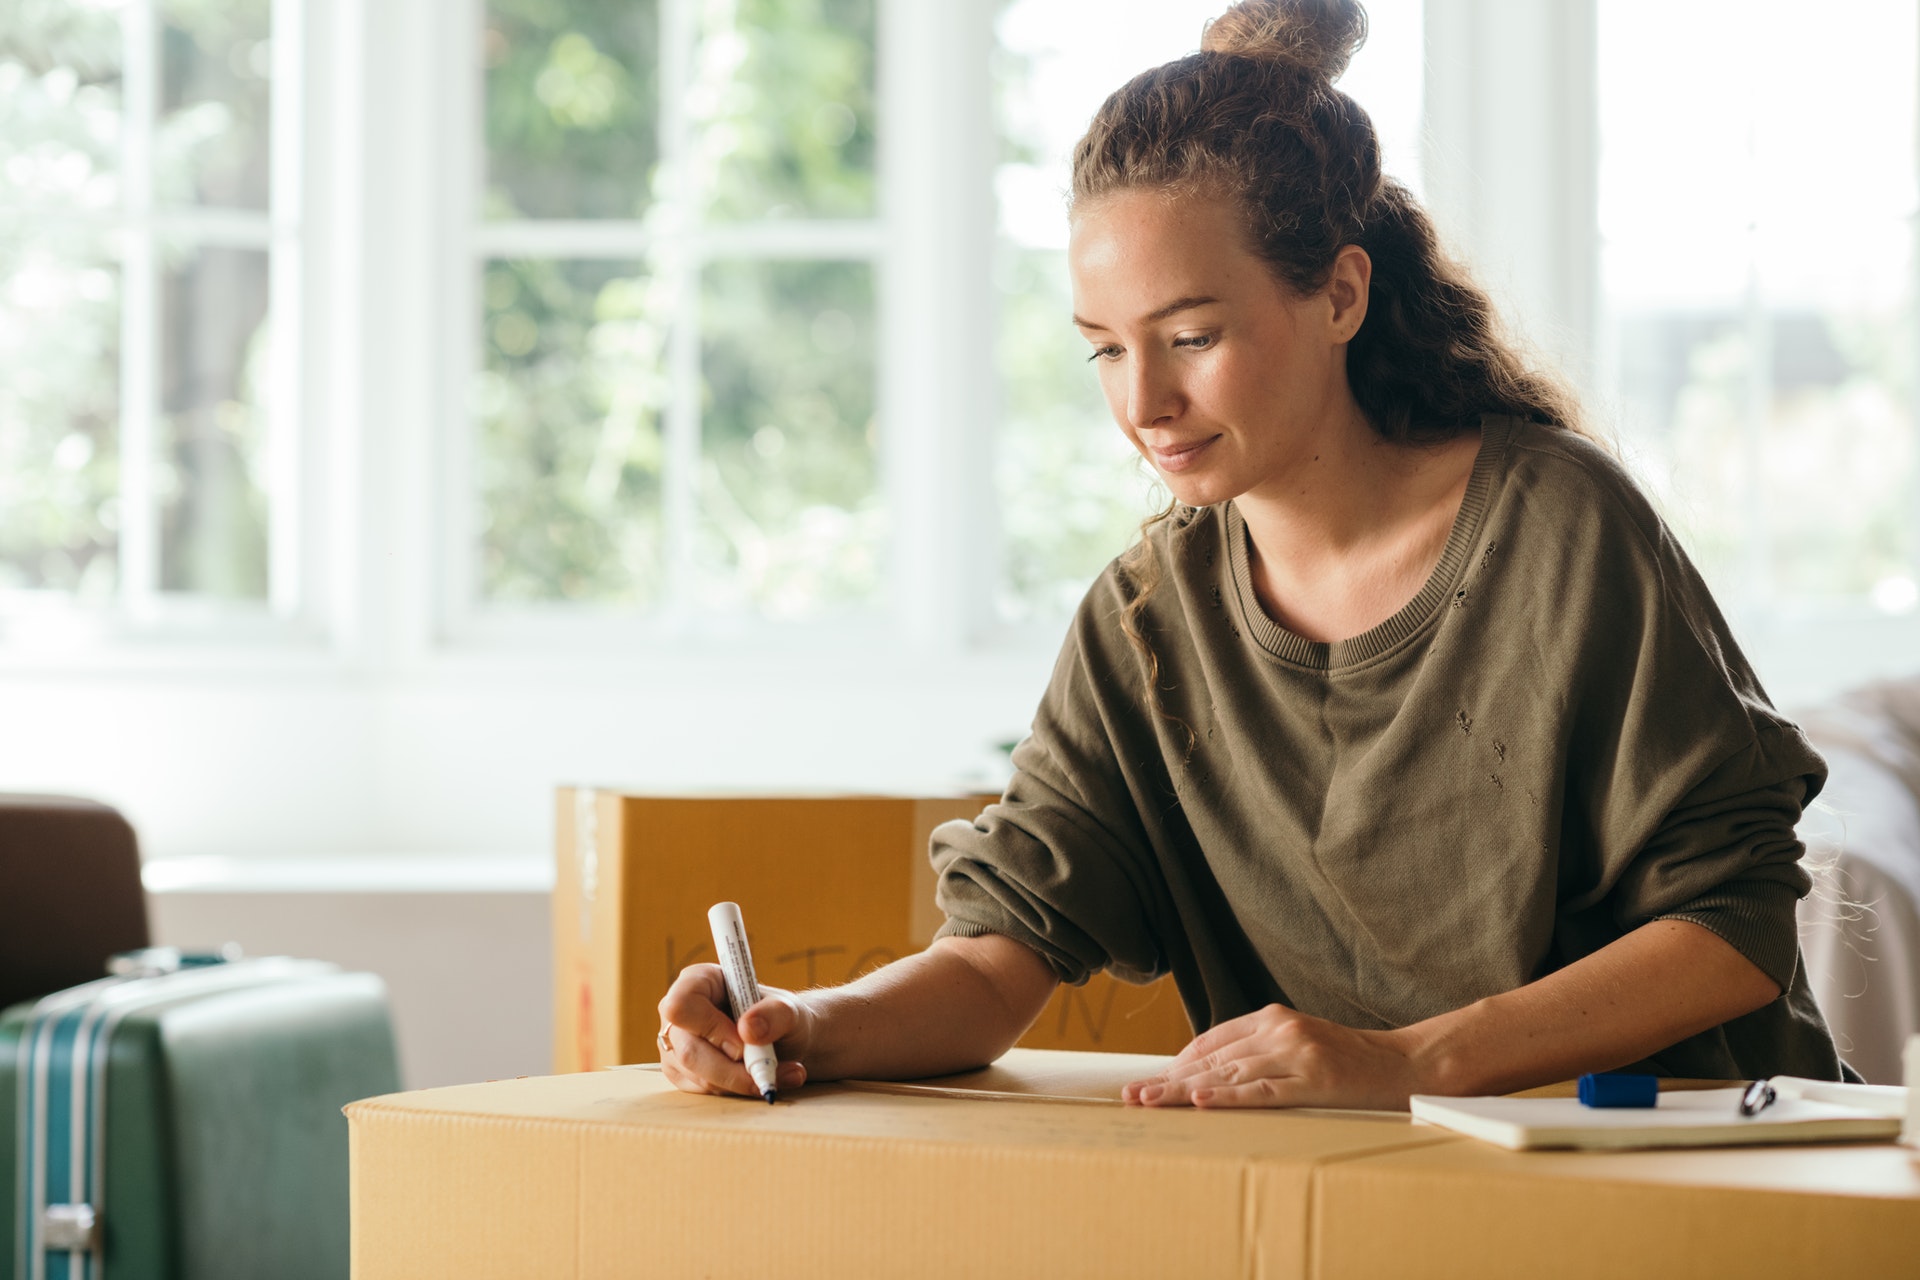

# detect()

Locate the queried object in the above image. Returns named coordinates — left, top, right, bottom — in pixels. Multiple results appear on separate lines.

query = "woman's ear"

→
left=1327, top=244, right=1372, bottom=343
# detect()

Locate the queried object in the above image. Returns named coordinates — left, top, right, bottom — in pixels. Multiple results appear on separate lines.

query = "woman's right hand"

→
left=656, top=962, right=814, bottom=1098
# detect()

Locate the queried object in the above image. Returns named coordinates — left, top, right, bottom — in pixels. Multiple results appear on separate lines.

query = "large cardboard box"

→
left=347, top=1050, right=1920, bottom=1279
left=347, top=1050, right=1445, bottom=1279
left=552, top=789, right=1194, bottom=1072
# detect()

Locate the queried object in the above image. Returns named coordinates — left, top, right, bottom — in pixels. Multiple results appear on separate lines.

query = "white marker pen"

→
left=707, top=901, right=779, bottom=1103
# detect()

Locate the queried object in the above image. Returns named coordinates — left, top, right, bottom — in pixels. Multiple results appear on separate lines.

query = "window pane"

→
left=992, top=0, right=1425, bottom=622
left=0, top=229, right=121, bottom=597
left=477, top=258, right=667, bottom=604
left=0, top=7, right=123, bottom=220
left=699, top=0, right=876, bottom=222
left=0, top=11, right=124, bottom=598
left=1768, top=297, right=1915, bottom=598
left=483, top=1, right=661, bottom=221
left=158, top=243, right=270, bottom=598
left=697, top=259, right=880, bottom=617
left=1599, top=0, right=1919, bottom=611
left=995, top=247, right=1156, bottom=623
left=158, top=0, right=271, bottom=211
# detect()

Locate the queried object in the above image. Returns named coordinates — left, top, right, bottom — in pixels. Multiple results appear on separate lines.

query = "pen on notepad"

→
left=1739, top=1079, right=1776, bottom=1117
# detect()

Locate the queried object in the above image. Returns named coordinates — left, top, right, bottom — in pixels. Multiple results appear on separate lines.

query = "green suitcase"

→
left=2, top=952, right=400, bottom=1280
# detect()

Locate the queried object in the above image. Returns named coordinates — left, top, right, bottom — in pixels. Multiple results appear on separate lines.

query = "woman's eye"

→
left=1176, top=333, right=1216, bottom=350
left=1086, top=345, right=1124, bottom=363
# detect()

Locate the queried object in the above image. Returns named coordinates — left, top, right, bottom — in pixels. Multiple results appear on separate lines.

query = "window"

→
left=1598, top=0, right=1920, bottom=620
left=7, top=0, right=1913, bottom=862
left=0, top=0, right=298, bottom=639
left=464, top=0, right=883, bottom=629
left=5, top=0, right=1907, bottom=666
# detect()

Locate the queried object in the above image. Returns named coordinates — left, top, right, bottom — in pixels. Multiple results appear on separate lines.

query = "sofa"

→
left=1796, top=675, right=1920, bottom=1084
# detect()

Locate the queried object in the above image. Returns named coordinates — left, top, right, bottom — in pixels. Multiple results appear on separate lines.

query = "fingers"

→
left=1160, top=1035, right=1267, bottom=1084
left=655, top=964, right=757, bottom=1097
left=659, top=1020, right=763, bottom=1098
left=1184, top=1076, right=1309, bottom=1108
left=659, top=964, right=746, bottom=1059
left=657, top=968, right=811, bottom=1100
left=1123, top=1004, right=1366, bottom=1108
left=1126, top=1003, right=1415, bottom=1110
left=738, top=993, right=800, bottom=1048
left=1127, top=1053, right=1300, bottom=1107
left=1124, top=1006, right=1298, bottom=1102
left=1170, top=1008, right=1263, bottom=1069
left=661, top=1025, right=806, bottom=1098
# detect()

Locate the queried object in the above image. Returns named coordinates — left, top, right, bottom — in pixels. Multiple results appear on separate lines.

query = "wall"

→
left=0, top=652, right=1042, bottom=861
left=145, top=860, right=550, bottom=1090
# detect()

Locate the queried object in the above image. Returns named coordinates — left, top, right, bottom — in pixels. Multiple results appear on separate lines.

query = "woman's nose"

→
left=1126, top=356, right=1179, bottom=429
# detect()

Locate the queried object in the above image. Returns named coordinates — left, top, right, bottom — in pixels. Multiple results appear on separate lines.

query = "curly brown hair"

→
left=1069, top=0, right=1592, bottom=704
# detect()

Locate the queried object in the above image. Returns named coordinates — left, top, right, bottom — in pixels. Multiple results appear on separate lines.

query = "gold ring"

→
left=656, top=1024, right=673, bottom=1056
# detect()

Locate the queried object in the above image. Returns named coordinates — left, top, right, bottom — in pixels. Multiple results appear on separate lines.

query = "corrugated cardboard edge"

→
left=550, top=788, right=628, bottom=1075
left=551, top=787, right=579, bottom=1073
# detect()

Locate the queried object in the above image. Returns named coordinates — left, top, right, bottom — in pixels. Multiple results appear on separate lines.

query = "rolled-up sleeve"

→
left=1550, top=473, right=1829, bottom=996
left=1610, top=734, right=1823, bottom=992
left=930, top=592, right=1173, bottom=987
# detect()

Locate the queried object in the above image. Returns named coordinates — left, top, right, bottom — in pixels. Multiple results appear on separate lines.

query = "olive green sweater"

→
left=933, top=415, right=1843, bottom=1081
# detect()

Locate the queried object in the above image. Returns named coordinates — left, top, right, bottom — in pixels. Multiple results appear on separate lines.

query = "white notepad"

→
left=1409, top=1077, right=1907, bottom=1151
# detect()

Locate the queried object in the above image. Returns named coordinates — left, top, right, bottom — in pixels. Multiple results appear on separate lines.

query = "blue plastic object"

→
left=1577, top=1072, right=1659, bottom=1108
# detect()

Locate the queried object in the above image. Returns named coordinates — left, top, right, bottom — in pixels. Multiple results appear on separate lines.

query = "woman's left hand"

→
left=1122, top=1003, right=1426, bottom=1110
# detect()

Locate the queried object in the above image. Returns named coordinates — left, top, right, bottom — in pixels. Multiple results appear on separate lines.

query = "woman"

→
left=658, top=0, right=1845, bottom=1109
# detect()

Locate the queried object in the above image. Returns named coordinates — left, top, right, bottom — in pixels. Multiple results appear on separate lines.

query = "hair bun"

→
left=1201, top=0, right=1368, bottom=82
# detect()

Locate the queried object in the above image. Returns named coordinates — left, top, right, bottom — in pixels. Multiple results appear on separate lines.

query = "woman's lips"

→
left=1150, top=435, right=1219, bottom=473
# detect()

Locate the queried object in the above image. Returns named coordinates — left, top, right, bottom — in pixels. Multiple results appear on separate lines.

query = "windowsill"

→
left=0, top=632, right=1066, bottom=685
left=142, top=855, right=554, bottom=895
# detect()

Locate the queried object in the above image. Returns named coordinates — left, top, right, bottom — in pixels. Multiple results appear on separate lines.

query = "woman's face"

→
left=1068, top=189, right=1366, bottom=509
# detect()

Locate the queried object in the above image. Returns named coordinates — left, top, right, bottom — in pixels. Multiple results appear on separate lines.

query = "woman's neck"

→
left=1234, top=418, right=1482, bottom=644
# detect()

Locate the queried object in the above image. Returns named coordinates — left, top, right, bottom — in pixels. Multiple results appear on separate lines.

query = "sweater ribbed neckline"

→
left=1223, top=414, right=1512, bottom=672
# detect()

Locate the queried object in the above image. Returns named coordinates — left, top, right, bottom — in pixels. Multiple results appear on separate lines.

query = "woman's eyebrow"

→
left=1072, top=295, right=1220, bottom=331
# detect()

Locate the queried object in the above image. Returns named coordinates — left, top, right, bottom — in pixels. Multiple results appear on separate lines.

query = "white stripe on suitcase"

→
left=68, top=999, right=111, bottom=1280
left=21, top=976, right=127, bottom=1280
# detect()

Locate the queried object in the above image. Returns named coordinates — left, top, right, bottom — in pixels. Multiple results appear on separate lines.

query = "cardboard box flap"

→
left=837, top=1050, right=1413, bottom=1122
left=839, top=1047, right=1175, bottom=1104
left=348, top=1057, right=1439, bottom=1162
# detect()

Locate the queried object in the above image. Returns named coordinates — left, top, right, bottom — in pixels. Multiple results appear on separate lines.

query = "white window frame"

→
left=420, top=0, right=1002, bottom=661
left=0, top=0, right=327, bottom=654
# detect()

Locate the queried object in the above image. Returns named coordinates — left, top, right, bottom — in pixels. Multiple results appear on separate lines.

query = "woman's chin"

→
left=1159, top=474, right=1231, bottom=510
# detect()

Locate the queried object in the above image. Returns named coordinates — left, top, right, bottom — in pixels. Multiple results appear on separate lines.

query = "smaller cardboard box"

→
left=1315, top=1130, right=1920, bottom=1279
left=552, top=790, right=1194, bottom=1073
